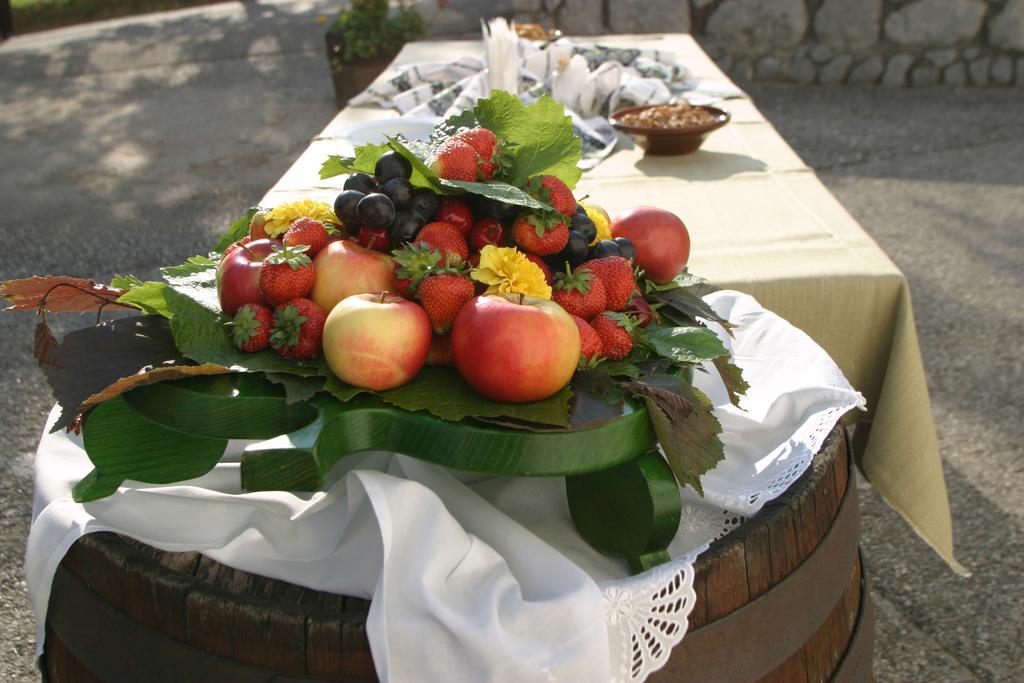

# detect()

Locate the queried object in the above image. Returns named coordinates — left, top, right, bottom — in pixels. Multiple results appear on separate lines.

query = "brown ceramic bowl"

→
left=610, top=104, right=731, bottom=155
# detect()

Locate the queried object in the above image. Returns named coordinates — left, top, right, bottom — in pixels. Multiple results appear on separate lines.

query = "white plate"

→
left=327, top=117, right=441, bottom=146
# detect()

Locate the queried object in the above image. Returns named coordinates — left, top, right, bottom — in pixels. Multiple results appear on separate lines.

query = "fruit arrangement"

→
left=1, top=92, right=749, bottom=571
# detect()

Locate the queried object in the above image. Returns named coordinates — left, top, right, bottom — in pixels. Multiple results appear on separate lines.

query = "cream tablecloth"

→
left=263, top=34, right=962, bottom=574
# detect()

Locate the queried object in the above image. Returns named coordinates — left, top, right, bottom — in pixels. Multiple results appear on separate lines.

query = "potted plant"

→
left=325, top=0, right=431, bottom=108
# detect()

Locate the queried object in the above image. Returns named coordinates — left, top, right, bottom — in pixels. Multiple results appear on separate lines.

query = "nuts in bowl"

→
left=610, top=102, right=730, bottom=156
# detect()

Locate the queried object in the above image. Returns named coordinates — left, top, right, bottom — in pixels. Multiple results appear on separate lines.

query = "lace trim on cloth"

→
left=600, top=395, right=862, bottom=683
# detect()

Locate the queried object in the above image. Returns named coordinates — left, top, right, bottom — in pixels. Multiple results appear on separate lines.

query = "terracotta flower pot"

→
left=325, top=32, right=400, bottom=109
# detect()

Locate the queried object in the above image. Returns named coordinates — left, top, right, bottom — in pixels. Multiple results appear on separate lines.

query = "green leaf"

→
left=378, top=366, right=572, bottom=427
left=320, top=373, right=369, bottom=402
left=644, top=325, right=728, bottom=363
left=162, top=255, right=218, bottom=278
left=643, top=268, right=706, bottom=294
left=470, top=91, right=582, bottom=188
left=566, top=449, right=680, bottom=574
left=591, top=359, right=642, bottom=379
left=110, top=274, right=143, bottom=289
left=161, top=255, right=220, bottom=312
left=117, top=281, right=177, bottom=318
left=439, top=179, right=551, bottom=211
left=652, top=286, right=733, bottom=332
left=713, top=355, right=749, bottom=408
left=76, top=395, right=228, bottom=502
left=435, top=109, right=479, bottom=138
left=145, top=282, right=321, bottom=377
left=122, top=374, right=318, bottom=439
left=320, top=142, right=389, bottom=179
left=241, top=392, right=655, bottom=487
left=625, top=376, right=723, bottom=496
left=265, top=373, right=327, bottom=404
left=214, top=207, right=259, bottom=253
left=569, top=370, right=626, bottom=429
left=384, top=137, right=443, bottom=190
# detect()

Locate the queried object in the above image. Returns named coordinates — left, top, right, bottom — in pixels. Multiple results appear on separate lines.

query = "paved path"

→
left=1, top=3, right=1021, bottom=680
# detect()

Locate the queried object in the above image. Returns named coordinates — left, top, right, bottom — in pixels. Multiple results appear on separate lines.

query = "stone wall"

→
left=514, top=0, right=1024, bottom=86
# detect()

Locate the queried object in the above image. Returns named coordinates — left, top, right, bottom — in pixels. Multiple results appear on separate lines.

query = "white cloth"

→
left=25, top=291, right=864, bottom=682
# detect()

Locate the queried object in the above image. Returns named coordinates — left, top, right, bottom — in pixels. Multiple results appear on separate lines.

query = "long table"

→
left=263, top=34, right=962, bottom=574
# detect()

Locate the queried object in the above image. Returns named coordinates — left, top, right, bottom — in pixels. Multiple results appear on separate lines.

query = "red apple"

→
left=311, top=239, right=398, bottom=314
left=322, top=293, right=431, bottom=390
left=452, top=294, right=581, bottom=403
left=216, top=238, right=281, bottom=316
left=611, top=206, right=690, bottom=284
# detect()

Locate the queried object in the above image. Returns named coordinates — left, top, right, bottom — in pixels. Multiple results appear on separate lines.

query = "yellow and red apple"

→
left=311, top=240, right=397, bottom=314
left=451, top=294, right=581, bottom=403
left=611, top=206, right=690, bottom=284
left=322, top=293, right=431, bottom=390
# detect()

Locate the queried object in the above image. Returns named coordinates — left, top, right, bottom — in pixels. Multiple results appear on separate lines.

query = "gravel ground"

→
left=1, top=4, right=1022, bottom=679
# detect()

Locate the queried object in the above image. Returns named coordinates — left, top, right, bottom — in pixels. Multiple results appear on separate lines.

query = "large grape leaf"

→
left=644, top=325, right=728, bottom=363
left=623, top=374, right=723, bottom=496
left=160, top=256, right=220, bottom=312
left=320, top=142, right=389, bottom=179
left=470, top=91, right=583, bottom=188
left=440, top=179, right=551, bottom=211
left=379, top=366, right=572, bottom=427
left=713, top=355, right=749, bottom=408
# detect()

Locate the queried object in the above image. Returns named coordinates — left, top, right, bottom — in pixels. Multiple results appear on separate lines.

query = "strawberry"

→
left=572, top=315, right=603, bottom=361
left=418, top=272, right=475, bottom=335
left=553, top=265, right=607, bottom=320
left=513, top=215, right=569, bottom=256
left=270, top=298, right=325, bottom=360
left=431, top=138, right=479, bottom=182
left=391, top=243, right=443, bottom=298
left=469, top=218, right=505, bottom=251
left=583, top=256, right=635, bottom=311
left=524, top=253, right=554, bottom=286
left=478, top=157, right=497, bottom=181
left=591, top=312, right=635, bottom=361
left=283, top=217, right=330, bottom=257
left=527, top=176, right=575, bottom=216
left=453, top=127, right=498, bottom=180
left=259, top=245, right=314, bottom=306
left=230, top=303, right=274, bottom=352
left=426, top=334, right=455, bottom=366
left=416, top=221, right=469, bottom=265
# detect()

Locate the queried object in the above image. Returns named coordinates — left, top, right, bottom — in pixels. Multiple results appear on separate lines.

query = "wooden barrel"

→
left=44, top=424, right=873, bottom=682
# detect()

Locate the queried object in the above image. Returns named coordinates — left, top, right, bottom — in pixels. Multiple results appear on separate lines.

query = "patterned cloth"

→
left=348, top=38, right=743, bottom=169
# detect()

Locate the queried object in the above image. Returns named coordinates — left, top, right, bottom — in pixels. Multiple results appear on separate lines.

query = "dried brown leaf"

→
left=33, top=318, right=61, bottom=368
left=79, top=363, right=231, bottom=414
left=1, top=276, right=133, bottom=313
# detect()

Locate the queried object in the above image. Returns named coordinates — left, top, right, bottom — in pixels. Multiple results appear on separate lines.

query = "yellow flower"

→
left=580, top=202, right=611, bottom=245
left=471, top=245, right=552, bottom=299
left=263, top=199, right=339, bottom=237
